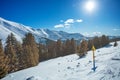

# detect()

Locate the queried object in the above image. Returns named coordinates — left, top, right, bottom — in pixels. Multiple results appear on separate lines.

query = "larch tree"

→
left=100, top=35, right=109, bottom=47
left=88, top=39, right=93, bottom=51
left=70, top=38, right=76, bottom=54
left=4, top=34, right=17, bottom=72
left=77, top=40, right=88, bottom=58
left=64, top=39, right=71, bottom=55
left=55, top=39, right=63, bottom=57
left=38, top=42, right=48, bottom=61
left=22, top=33, right=39, bottom=67
left=15, top=42, right=24, bottom=70
left=93, top=36, right=101, bottom=49
left=47, top=41, right=56, bottom=59
left=0, top=39, right=9, bottom=78
left=10, top=33, right=22, bottom=71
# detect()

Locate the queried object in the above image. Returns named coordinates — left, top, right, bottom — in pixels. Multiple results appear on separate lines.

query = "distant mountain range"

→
left=0, top=17, right=119, bottom=44
left=0, top=17, right=85, bottom=44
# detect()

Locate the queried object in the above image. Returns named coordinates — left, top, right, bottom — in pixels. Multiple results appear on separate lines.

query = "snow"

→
left=2, top=41, right=120, bottom=80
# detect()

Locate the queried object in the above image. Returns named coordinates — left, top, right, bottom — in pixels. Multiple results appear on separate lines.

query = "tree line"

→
left=0, top=33, right=110, bottom=78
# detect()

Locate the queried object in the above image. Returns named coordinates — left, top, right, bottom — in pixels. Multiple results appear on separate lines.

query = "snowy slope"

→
left=0, top=17, right=84, bottom=43
left=2, top=41, right=120, bottom=80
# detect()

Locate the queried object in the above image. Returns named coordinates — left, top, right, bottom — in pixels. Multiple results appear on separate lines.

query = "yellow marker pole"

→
left=92, top=45, right=95, bottom=61
left=92, top=45, right=97, bottom=72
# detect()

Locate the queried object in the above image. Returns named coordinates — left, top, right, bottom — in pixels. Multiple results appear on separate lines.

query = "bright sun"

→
left=85, top=0, right=96, bottom=13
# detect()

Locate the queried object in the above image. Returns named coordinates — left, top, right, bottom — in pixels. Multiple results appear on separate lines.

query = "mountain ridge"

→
left=0, top=17, right=85, bottom=43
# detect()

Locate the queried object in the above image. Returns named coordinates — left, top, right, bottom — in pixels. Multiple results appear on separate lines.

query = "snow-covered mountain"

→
left=0, top=17, right=84, bottom=43
left=2, top=41, right=120, bottom=80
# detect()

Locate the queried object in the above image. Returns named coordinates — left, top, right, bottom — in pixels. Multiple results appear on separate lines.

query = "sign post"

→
left=92, top=45, right=97, bottom=72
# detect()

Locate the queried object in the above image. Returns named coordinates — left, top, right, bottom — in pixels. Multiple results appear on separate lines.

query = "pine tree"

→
left=22, top=33, right=39, bottom=67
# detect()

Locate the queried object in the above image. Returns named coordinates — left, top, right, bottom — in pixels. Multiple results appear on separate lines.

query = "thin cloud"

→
left=54, top=18, right=83, bottom=29
left=93, top=32, right=101, bottom=34
left=64, top=23, right=70, bottom=26
left=64, top=19, right=74, bottom=24
left=76, top=19, right=83, bottom=23
left=83, top=31, right=102, bottom=37
left=113, top=28, right=120, bottom=31
left=92, top=32, right=102, bottom=36
left=64, top=23, right=71, bottom=28
left=54, top=24, right=64, bottom=28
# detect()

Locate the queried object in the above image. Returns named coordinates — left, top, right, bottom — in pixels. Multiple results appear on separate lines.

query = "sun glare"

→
left=85, top=0, right=96, bottom=13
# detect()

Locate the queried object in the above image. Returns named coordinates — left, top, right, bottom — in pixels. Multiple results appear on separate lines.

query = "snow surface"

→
left=2, top=41, right=120, bottom=80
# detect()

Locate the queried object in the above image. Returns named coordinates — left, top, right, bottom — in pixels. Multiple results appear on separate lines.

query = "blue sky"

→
left=0, top=0, right=120, bottom=36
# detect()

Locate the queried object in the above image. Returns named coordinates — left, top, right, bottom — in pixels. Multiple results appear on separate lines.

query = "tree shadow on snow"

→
left=77, top=54, right=86, bottom=60
left=104, top=44, right=113, bottom=48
